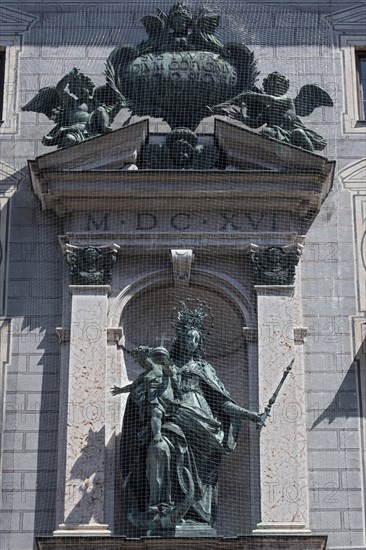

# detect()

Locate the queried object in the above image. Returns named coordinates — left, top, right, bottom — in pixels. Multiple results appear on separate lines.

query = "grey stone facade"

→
left=0, top=2, right=365, bottom=549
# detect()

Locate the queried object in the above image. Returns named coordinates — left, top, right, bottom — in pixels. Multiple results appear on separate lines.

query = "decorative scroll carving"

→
left=251, top=246, right=300, bottom=285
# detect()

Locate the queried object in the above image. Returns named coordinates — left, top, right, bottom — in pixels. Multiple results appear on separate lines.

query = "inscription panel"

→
left=66, top=211, right=295, bottom=234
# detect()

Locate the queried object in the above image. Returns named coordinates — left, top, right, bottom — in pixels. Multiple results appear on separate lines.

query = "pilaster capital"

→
left=251, top=246, right=301, bottom=286
left=64, top=244, right=120, bottom=286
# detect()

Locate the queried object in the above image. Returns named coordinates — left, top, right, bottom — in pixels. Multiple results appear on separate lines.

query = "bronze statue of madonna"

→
left=111, top=303, right=265, bottom=533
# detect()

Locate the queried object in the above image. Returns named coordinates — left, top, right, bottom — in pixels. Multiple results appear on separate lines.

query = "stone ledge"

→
left=36, top=534, right=328, bottom=550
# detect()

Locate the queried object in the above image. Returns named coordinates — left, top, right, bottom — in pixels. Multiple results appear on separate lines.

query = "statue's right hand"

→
left=256, top=412, right=268, bottom=430
left=110, top=385, right=121, bottom=396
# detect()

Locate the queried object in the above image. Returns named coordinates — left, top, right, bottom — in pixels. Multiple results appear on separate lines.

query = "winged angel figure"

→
left=213, top=71, right=333, bottom=151
left=22, top=67, right=126, bottom=148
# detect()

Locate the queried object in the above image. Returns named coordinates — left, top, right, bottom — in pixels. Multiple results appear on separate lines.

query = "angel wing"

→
left=191, top=8, right=223, bottom=53
left=21, top=87, right=61, bottom=120
left=105, top=46, right=138, bottom=104
left=194, top=9, right=220, bottom=34
left=155, top=8, right=168, bottom=23
left=93, top=84, right=122, bottom=105
left=141, top=14, right=166, bottom=37
left=294, top=84, right=333, bottom=117
left=224, top=43, right=260, bottom=92
left=107, top=45, right=139, bottom=71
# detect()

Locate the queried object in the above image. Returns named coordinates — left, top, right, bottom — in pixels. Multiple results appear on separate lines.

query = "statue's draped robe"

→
left=120, top=359, right=243, bottom=525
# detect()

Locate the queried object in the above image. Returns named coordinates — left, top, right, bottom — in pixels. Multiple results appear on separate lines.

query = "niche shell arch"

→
left=109, top=267, right=255, bottom=334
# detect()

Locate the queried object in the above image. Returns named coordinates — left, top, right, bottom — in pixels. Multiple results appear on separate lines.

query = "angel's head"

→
left=69, top=72, right=95, bottom=99
left=82, top=246, right=101, bottom=269
left=263, top=72, right=289, bottom=96
left=150, top=347, right=171, bottom=369
left=168, top=3, right=192, bottom=34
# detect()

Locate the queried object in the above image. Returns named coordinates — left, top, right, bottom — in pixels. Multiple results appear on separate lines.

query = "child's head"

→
left=150, top=347, right=171, bottom=368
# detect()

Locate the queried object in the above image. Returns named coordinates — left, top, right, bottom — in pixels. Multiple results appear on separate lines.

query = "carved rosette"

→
left=251, top=246, right=300, bottom=286
left=65, top=244, right=119, bottom=285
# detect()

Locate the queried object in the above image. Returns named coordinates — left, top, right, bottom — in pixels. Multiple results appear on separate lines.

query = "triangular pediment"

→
left=214, top=118, right=332, bottom=174
left=33, top=116, right=332, bottom=175
left=328, top=5, right=366, bottom=30
left=339, top=158, right=366, bottom=191
left=28, top=117, right=334, bottom=218
left=0, top=7, right=36, bottom=34
left=34, top=119, right=149, bottom=172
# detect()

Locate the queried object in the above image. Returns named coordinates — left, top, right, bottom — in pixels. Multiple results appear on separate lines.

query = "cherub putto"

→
left=213, top=71, right=333, bottom=151
left=22, top=67, right=125, bottom=148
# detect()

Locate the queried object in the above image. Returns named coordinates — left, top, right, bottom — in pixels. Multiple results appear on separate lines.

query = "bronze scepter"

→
left=258, top=358, right=295, bottom=428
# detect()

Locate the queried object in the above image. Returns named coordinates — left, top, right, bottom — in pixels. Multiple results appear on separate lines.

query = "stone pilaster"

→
left=253, top=285, right=310, bottom=534
left=54, top=285, right=111, bottom=536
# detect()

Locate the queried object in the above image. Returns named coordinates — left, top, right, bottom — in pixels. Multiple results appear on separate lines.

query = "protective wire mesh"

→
left=2, top=2, right=363, bottom=549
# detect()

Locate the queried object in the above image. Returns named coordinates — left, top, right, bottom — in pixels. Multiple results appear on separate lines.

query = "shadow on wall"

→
left=2, top=168, right=63, bottom=545
left=311, top=335, right=365, bottom=430
left=65, top=427, right=106, bottom=526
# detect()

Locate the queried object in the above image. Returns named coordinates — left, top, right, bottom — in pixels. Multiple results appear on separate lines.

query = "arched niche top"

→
left=338, top=158, right=366, bottom=192
left=108, top=267, right=255, bottom=331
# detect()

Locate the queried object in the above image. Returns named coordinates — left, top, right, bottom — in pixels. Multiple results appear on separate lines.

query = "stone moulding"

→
left=59, top=234, right=306, bottom=257
left=243, top=327, right=308, bottom=344
left=55, top=327, right=122, bottom=344
left=35, top=534, right=328, bottom=549
left=28, top=166, right=334, bottom=217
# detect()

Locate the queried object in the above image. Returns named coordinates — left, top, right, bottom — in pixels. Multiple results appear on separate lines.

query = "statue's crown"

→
left=175, top=301, right=208, bottom=334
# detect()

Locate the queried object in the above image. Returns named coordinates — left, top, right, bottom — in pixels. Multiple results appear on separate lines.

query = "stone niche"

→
left=30, top=119, right=333, bottom=549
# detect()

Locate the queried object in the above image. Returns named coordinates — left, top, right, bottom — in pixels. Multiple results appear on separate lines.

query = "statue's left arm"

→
left=223, top=400, right=266, bottom=429
left=55, top=68, right=79, bottom=104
